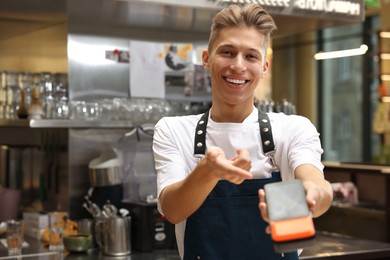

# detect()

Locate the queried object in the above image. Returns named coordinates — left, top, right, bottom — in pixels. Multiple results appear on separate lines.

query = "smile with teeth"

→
left=225, top=77, right=247, bottom=85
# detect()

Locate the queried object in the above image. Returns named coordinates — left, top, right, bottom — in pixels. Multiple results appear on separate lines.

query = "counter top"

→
left=299, top=232, right=390, bottom=259
left=323, top=161, right=390, bottom=174
left=1, top=232, right=390, bottom=259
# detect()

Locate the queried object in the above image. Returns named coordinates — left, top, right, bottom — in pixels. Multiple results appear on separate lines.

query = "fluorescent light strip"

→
left=381, top=96, right=390, bottom=103
left=381, top=75, right=390, bottom=81
left=380, top=32, right=390, bottom=38
left=314, top=45, right=368, bottom=60
left=381, top=53, right=390, bottom=60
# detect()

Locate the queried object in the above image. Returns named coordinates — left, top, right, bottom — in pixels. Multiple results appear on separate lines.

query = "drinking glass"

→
left=84, top=102, right=102, bottom=120
left=6, top=219, right=24, bottom=255
left=48, top=211, right=68, bottom=251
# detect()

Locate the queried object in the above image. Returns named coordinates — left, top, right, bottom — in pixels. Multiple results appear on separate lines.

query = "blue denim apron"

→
left=183, top=110, right=299, bottom=260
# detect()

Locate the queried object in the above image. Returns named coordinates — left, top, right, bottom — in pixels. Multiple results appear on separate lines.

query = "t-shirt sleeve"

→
left=153, top=118, right=189, bottom=215
left=276, top=115, right=324, bottom=180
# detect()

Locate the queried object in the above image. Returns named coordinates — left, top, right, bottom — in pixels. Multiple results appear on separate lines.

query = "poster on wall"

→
left=164, top=43, right=194, bottom=72
left=129, top=40, right=165, bottom=99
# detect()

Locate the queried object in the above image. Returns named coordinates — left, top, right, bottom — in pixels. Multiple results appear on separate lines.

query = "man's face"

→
left=202, top=26, right=269, bottom=108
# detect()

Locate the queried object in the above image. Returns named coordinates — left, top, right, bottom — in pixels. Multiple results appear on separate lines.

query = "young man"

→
left=153, top=3, right=333, bottom=259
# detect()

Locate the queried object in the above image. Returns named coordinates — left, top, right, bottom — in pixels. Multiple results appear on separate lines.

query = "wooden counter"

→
left=321, top=161, right=390, bottom=242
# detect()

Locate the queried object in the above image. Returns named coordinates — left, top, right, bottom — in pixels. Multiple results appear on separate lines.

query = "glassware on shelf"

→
left=53, top=73, right=69, bottom=119
left=0, top=71, right=6, bottom=119
left=28, top=87, right=44, bottom=119
left=18, top=72, right=33, bottom=107
left=5, top=71, right=20, bottom=120
left=40, top=72, right=55, bottom=119
left=69, top=101, right=102, bottom=120
left=17, top=89, right=29, bottom=119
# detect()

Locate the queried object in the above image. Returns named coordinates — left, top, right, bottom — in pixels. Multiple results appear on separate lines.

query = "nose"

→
left=229, top=55, right=246, bottom=73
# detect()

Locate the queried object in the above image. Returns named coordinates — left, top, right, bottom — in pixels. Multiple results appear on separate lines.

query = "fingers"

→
left=258, top=189, right=269, bottom=222
left=236, top=148, right=250, bottom=159
left=232, top=149, right=252, bottom=171
left=265, top=225, right=271, bottom=234
left=205, top=147, right=253, bottom=183
left=207, top=146, right=225, bottom=162
left=302, top=181, right=319, bottom=214
left=307, top=199, right=317, bottom=214
left=215, top=156, right=253, bottom=183
left=258, top=189, right=271, bottom=234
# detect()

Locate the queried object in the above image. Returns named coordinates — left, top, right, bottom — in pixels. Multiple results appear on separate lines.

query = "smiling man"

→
left=153, top=3, right=333, bottom=260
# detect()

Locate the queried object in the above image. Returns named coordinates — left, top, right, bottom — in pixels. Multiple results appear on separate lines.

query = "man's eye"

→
left=247, top=54, right=260, bottom=60
left=221, top=50, right=233, bottom=55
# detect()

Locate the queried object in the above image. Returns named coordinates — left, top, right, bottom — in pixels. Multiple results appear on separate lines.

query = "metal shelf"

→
left=0, top=119, right=135, bottom=128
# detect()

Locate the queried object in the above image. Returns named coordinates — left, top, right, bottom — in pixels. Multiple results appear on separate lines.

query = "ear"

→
left=202, top=50, right=210, bottom=70
left=260, top=60, right=269, bottom=78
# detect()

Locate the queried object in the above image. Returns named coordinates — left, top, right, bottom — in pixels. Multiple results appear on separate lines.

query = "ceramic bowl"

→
left=63, top=234, right=93, bottom=253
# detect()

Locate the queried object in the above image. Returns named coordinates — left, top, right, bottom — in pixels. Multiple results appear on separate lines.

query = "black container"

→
left=90, top=184, right=123, bottom=210
left=122, top=201, right=176, bottom=252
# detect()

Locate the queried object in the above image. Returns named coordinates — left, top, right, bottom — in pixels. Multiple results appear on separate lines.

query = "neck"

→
left=210, top=104, right=254, bottom=123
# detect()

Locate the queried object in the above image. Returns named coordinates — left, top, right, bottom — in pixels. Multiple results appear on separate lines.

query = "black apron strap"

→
left=194, top=110, right=209, bottom=156
left=258, top=110, right=276, bottom=155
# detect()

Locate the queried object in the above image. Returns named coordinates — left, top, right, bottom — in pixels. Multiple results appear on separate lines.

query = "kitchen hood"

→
left=0, top=0, right=366, bottom=42
left=68, top=0, right=365, bottom=39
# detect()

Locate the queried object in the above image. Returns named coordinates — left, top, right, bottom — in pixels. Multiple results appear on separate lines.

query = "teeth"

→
left=226, top=78, right=246, bottom=84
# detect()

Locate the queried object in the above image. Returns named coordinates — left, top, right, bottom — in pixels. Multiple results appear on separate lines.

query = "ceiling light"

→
left=379, top=32, right=390, bottom=38
left=380, top=53, right=390, bottom=60
left=381, top=75, right=390, bottom=81
left=314, top=45, right=368, bottom=60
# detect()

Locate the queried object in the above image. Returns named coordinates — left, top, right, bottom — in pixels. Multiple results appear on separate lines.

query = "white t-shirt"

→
left=152, top=107, right=324, bottom=258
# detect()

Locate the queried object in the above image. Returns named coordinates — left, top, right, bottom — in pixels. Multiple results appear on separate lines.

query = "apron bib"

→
left=183, top=110, right=299, bottom=260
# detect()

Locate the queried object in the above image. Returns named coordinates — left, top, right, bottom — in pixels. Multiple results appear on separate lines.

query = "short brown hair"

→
left=208, top=4, right=277, bottom=56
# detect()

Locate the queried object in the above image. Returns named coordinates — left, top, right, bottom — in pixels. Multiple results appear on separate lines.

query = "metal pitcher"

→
left=95, top=216, right=131, bottom=256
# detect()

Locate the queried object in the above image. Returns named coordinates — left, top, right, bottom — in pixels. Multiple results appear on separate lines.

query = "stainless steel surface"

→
left=0, top=238, right=61, bottom=259
left=67, top=0, right=213, bottom=102
left=95, top=216, right=132, bottom=256
left=67, top=0, right=218, bottom=37
left=1, top=232, right=390, bottom=259
left=30, top=120, right=133, bottom=128
left=102, top=201, right=118, bottom=218
left=0, top=0, right=367, bottom=43
left=300, top=231, right=390, bottom=259
left=88, top=167, right=123, bottom=188
left=0, top=119, right=134, bottom=128
left=88, top=148, right=123, bottom=187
